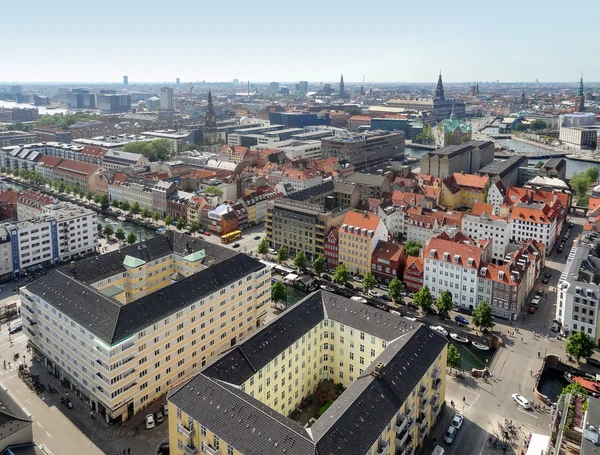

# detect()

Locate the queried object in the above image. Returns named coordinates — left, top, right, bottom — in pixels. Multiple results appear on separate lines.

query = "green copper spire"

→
left=577, top=76, right=584, bottom=97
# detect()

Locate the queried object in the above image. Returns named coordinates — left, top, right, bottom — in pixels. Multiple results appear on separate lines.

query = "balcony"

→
left=375, top=439, right=390, bottom=455
left=418, top=384, right=429, bottom=398
left=402, top=407, right=414, bottom=419
left=201, top=442, right=217, bottom=455
left=431, top=368, right=441, bottom=380
left=183, top=443, right=198, bottom=455
left=396, top=414, right=410, bottom=434
left=431, top=394, right=440, bottom=409
left=396, top=421, right=413, bottom=447
left=177, top=422, right=195, bottom=438
left=419, top=417, right=429, bottom=434
left=432, top=378, right=442, bottom=391
left=399, top=435, right=413, bottom=455
left=419, top=396, right=429, bottom=409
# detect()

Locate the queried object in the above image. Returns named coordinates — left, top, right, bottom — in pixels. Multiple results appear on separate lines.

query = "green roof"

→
left=123, top=255, right=146, bottom=268
left=441, top=118, right=472, bottom=133
left=100, top=285, right=125, bottom=298
left=184, top=249, right=206, bottom=263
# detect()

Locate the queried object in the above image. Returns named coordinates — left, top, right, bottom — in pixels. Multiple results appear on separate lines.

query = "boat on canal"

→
left=450, top=333, right=469, bottom=343
left=117, top=216, right=127, bottom=222
left=472, top=341, right=490, bottom=351
left=430, top=325, right=448, bottom=337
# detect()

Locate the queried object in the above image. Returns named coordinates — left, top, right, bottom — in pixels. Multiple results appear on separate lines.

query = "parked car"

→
left=454, top=315, right=469, bottom=325
left=350, top=296, right=367, bottom=303
left=232, top=243, right=240, bottom=248
left=203, top=231, right=211, bottom=236
left=268, top=248, right=277, bottom=255
left=352, top=276, right=362, bottom=283
left=369, top=290, right=383, bottom=298
left=542, top=276, right=550, bottom=284
left=155, top=410, right=165, bottom=424
left=345, top=283, right=354, bottom=290
left=381, top=295, right=393, bottom=302
left=145, top=414, right=156, bottom=429
left=557, top=247, right=563, bottom=254
left=8, top=323, right=23, bottom=334
left=528, top=306, right=537, bottom=314
left=536, top=288, right=543, bottom=297
left=157, top=442, right=170, bottom=454
left=321, top=275, right=332, bottom=282
left=320, top=285, right=335, bottom=292
left=253, top=235, right=261, bottom=240
left=512, top=394, right=531, bottom=409
left=377, top=284, right=389, bottom=291
left=162, top=403, right=168, bottom=416
left=444, top=426, right=457, bottom=444
left=451, top=413, right=464, bottom=430
left=587, top=358, right=600, bottom=368
left=569, top=223, right=574, bottom=229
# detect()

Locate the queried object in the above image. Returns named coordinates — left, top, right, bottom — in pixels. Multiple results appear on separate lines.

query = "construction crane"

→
left=188, top=83, right=195, bottom=104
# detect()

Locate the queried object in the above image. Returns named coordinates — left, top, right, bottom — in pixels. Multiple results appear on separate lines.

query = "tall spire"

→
left=576, top=75, right=585, bottom=112
left=435, top=71, right=445, bottom=100
left=577, top=75, right=584, bottom=97
left=339, top=74, right=345, bottom=99
left=208, top=90, right=214, bottom=112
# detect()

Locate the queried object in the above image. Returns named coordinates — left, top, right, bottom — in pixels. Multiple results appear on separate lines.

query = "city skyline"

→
left=3, top=0, right=598, bottom=83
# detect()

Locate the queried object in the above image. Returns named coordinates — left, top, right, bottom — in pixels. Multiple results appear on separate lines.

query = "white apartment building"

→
left=42, top=202, right=97, bottom=261
left=279, top=169, right=324, bottom=191
left=486, top=180, right=506, bottom=211
left=5, top=218, right=58, bottom=273
left=557, top=243, right=600, bottom=342
left=143, top=130, right=195, bottom=154
left=279, top=140, right=322, bottom=160
left=120, top=177, right=155, bottom=211
left=160, top=87, right=174, bottom=111
left=462, top=212, right=511, bottom=264
left=21, top=233, right=271, bottom=424
left=0, top=227, right=13, bottom=277
left=510, top=203, right=558, bottom=253
left=17, top=191, right=56, bottom=222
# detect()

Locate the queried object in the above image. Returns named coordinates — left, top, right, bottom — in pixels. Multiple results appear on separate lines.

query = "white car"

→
left=377, top=284, right=389, bottom=291
left=444, top=426, right=457, bottom=444
left=320, top=285, right=335, bottom=292
left=268, top=248, right=277, bottom=255
left=145, top=414, right=156, bottom=429
left=352, top=276, right=362, bottom=283
left=512, top=394, right=531, bottom=410
left=369, top=290, right=383, bottom=298
left=451, top=413, right=464, bottom=430
left=350, top=296, right=367, bottom=303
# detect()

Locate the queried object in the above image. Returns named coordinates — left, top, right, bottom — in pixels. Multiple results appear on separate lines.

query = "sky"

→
left=2, top=0, right=599, bottom=84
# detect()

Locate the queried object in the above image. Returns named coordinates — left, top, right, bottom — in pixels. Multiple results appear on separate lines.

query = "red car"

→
left=203, top=231, right=211, bottom=236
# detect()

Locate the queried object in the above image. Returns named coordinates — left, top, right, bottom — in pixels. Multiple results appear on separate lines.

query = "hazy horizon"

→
left=3, top=0, right=599, bottom=83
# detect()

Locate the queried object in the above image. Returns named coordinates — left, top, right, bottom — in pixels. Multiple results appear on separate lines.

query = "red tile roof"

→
left=426, top=236, right=483, bottom=270
left=37, top=155, right=63, bottom=168
left=372, top=241, right=403, bottom=262
left=470, top=202, right=495, bottom=216
left=54, top=159, right=100, bottom=176
left=80, top=146, right=108, bottom=158
left=510, top=205, right=555, bottom=224
left=342, top=211, right=382, bottom=232
left=0, top=190, right=19, bottom=205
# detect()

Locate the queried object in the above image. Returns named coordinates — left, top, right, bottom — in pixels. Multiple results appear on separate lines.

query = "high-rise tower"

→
left=339, top=74, right=345, bottom=99
left=435, top=72, right=445, bottom=100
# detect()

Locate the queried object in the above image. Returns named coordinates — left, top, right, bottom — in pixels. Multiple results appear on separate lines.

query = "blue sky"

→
left=3, top=0, right=598, bottom=83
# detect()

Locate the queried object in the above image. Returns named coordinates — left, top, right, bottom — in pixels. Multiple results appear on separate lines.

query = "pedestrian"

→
left=503, top=447, right=507, bottom=454
left=463, top=396, right=466, bottom=403
left=538, top=352, right=540, bottom=358
left=128, top=449, right=131, bottom=455
left=530, top=369, right=533, bottom=377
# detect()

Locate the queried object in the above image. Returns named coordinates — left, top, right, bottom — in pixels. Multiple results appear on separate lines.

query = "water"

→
left=284, top=285, right=309, bottom=307
left=0, top=100, right=69, bottom=116
left=405, top=142, right=600, bottom=179
left=449, top=339, right=495, bottom=371
left=97, top=216, right=158, bottom=241
left=537, top=368, right=569, bottom=403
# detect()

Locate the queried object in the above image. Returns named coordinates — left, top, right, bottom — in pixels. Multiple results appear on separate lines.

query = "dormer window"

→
left=480, top=267, right=487, bottom=276
left=467, top=258, right=474, bottom=267
left=430, top=249, right=437, bottom=257
left=453, top=254, right=460, bottom=263
left=498, top=271, right=505, bottom=280
left=443, top=252, right=450, bottom=261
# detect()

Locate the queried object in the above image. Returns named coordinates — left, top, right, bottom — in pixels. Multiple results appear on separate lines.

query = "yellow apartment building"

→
left=20, top=232, right=271, bottom=424
left=168, top=290, right=447, bottom=455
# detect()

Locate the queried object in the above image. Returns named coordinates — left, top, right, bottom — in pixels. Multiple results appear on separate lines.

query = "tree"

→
left=293, top=252, right=306, bottom=270
left=514, top=123, right=527, bottom=132
left=271, top=281, right=287, bottom=304
left=312, top=254, right=326, bottom=277
left=165, top=215, right=173, bottom=226
left=404, top=240, right=422, bottom=257
left=152, top=211, right=160, bottom=222
left=205, top=186, right=224, bottom=198
left=189, top=221, right=200, bottom=234
left=535, top=161, right=544, bottom=169
left=413, top=285, right=433, bottom=313
left=277, top=246, right=289, bottom=263
left=257, top=238, right=269, bottom=256
left=471, top=301, right=495, bottom=332
left=103, top=224, right=114, bottom=236
left=141, top=208, right=151, bottom=218
left=436, top=290, right=453, bottom=319
left=446, top=344, right=461, bottom=374
left=388, top=277, right=404, bottom=303
left=586, top=167, right=599, bottom=183
left=100, top=194, right=109, bottom=210
left=78, top=190, right=85, bottom=199
left=561, top=382, right=588, bottom=397
left=126, top=232, right=137, bottom=244
left=121, top=139, right=171, bottom=162
left=571, top=172, right=592, bottom=200
left=176, top=218, right=186, bottom=230
left=566, top=331, right=596, bottom=362
left=130, top=202, right=141, bottom=215
left=362, top=272, right=377, bottom=294
left=115, top=228, right=126, bottom=241
left=57, top=182, right=66, bottom=193
left=86, top=191, right=94, bottom=201
left=333, top=263, right=350, bottom=285
left=531, top=119, right=547, bottom=131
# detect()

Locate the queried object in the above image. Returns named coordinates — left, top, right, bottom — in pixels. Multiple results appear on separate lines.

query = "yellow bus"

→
left=221, top=230, right=242, bottom=244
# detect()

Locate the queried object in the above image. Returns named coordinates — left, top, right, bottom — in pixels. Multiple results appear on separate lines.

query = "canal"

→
left=448, top=339, right=496, bottom=371
left=537, top=368, right=570, bottom=403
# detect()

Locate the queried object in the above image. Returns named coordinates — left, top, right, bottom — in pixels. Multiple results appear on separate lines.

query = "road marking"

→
left=37, top=421, right=44, bottom=428
left=45, top=430, right=53, bottom=438
left=518, top=408, right=539, bottom=419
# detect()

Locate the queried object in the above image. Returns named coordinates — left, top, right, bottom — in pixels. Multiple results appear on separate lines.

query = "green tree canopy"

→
left=86, top=191, right=94, bottom=200
left=436, top=290, right=453, bottom=319
left=271, top=281, right=287, bottom=304
left=121, top=201, right=131, bottom=211
left=566, top=331, right=596, bottom=362
left=404, top=241, right=422, bottom=257
left=257, top=238, right=269, bottom=256
left=189, top=221, right=200, bottom=234
left=176, top=218, right=186, bottom=230
left=388, top=277, right=404, bottom=303
left=115, top=228, right=126, bottom=241
left=293, top=252, right=306, bottom=269
left=413, top=285, right=433, bottom=312
left=514, top=123, right=527, bottom=131
left=362, top=272, right=377, bottom=293
left=277, top=246, right=289, bottom=263
left=205, top=186, right=224, bottom=198
left=165, top=215, right=173, bottom=226
left=312, top=254, right=326, bottom=277
left=571, top=172, right=592, bottom=200
left=586, top=167, right=599, bottom=183
left=531, top=119, right=547, bottom=131
left=333, top=263, right=350, bottom=285
left=110, top=199, right=120, bottom=208
left=152, top=211, right=160, bottom=221
left=561, top=382, right=588, bottom=397
left=141, top=208, right=151, bottom=218
left=121, top=138, right=172, bottom=162
left=100, top=194, right=109, bottom=210
left=103, top=224, right=114, bottom=236
left=535, top=161, right=544, bottom=169
left=126, top=232, right=137, bottom=244
left=471, top=301, right=494, bottom=331
left=130, top=202, right=141, bottom=214
left=447, top=344, right=461, bottom=372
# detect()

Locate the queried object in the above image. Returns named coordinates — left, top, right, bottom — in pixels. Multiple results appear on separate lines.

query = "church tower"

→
left=339, top=74, right=345, bottom=99
left=520, top=89, right=526, bottom=105
left=435, top=72, right=445, bottom=100
left=575, top=76, right=585, bottom=112
left=203, top=91, right=219, bottom=149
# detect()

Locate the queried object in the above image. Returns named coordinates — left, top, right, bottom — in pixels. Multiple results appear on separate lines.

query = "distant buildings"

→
left=268, top=112, right=331, bottom=128
left=97, top=94, right=131, bottom=113
left=338, top=211, right=389, bottom=276
left=123, top=75, right=128, bottom=85
left=66, top=89, right=97, bottom=109
left=0, top=130, right=39, bottom=147
left=559, top=112, right=599, bottom=149
left=440, top=116, right=472, bottom=146
left=160, top=87, right=174, bottom=111
left=420, top=140, right=495, bottom=179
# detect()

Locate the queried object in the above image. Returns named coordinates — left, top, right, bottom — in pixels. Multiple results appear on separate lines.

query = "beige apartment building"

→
left=265, top=198, right=348, bottom=262
left=20, top=232, right=271, bottom=424
left=338, top=211, right=389, bottom=276
left=168, top=290, right=447, bottom=455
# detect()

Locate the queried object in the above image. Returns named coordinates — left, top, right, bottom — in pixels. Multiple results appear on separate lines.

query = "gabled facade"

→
left=404, top=256, right=424, bottom=293
left=338, top=211, right=389, bottom=276
left=323, top=227, right=339, bottom=270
